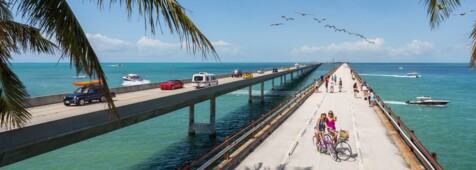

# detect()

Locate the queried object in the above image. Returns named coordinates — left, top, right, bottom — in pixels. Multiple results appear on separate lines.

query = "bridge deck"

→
left=1, top=68, right=297, bottom=132
left=236, top=64, right=409, bottom=170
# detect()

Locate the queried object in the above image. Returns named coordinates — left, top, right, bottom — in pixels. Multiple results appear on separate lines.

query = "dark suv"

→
left=272, top=68, right=278, bottom=73
left=63, top=85, right=115, bottom=106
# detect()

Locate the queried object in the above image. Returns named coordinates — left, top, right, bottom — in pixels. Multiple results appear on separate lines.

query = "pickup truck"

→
left=63, top=85, right=116, bottom=106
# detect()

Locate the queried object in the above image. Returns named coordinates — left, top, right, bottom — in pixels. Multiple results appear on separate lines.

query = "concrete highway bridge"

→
left=0, top=63, right=320, bottom=167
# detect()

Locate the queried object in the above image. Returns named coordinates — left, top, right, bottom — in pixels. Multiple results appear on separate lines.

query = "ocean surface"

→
left=2, top=63, right=474, bottom=169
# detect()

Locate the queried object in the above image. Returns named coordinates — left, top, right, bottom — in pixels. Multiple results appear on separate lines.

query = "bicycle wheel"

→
left=336, top=141, right=352, bottom=161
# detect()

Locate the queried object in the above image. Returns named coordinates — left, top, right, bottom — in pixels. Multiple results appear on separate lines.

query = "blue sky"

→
left=11, top=0, right=476, bottom=63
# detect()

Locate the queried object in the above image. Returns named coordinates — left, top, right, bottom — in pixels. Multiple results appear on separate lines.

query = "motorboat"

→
left=110, top=64, right=123, bottom=67
left=405, top=96, right=449, bottom=105
left=406, top=72, right=421, bottom=78
left=399, top=67, right=403, bottom=70
left=122, top=73, right=143, bottom=81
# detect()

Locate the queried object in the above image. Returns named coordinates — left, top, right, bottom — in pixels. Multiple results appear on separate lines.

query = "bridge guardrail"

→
left=178, top=63, right=342, bottom=169
left=351, top=68, right=443, bottom=170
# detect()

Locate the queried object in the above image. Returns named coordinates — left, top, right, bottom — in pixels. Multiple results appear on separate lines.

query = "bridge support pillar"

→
left=248, top=86, right=252, bottom=103
left=284, top=74, right=287, bottom=84
left=271, top=78, right=275, bottom=90
left=291, top=72, right=294, bottom=80
left=260, top=81, right=264, bottom=104
left=209, top=97, right=216, bottom=138
left=280, top=76, right=283, bottom=86
left=188, top=105, right=195, bottom=136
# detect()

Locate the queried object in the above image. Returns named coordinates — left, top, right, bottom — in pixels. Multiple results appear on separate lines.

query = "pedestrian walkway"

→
left=237, top=64, right=408, bottom=170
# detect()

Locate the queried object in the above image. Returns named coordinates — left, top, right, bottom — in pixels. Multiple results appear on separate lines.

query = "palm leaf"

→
left=0, top=18, right=56, bottom=128
left=421, top=0, right=461, bottom=29
left=470, top=22, right=476, bottom=69
left=0, top=0, right=12, bottom=20
left=16, top=0, right=119, bottom=120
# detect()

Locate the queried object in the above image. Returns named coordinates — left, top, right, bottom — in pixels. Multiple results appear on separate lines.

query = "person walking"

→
left=338, top=78, right=343, bottom=92
left=353, top=82, right=359, bottom=98
left=325, top=76, right=329, bottom=92
left=362, top=83, right=368, bottom=100
left=330, top=80, right=335, bottom=93
left=369, top=89, right=376, bottom=106
left=314, top=79, right=319, bottom=93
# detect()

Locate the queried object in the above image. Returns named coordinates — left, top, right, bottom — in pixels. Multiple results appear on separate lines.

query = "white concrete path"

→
left=237, top=64, right=408, bottom=170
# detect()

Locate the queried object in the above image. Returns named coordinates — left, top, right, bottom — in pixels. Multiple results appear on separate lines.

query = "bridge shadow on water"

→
left=130, top=73, right=322, bottom=169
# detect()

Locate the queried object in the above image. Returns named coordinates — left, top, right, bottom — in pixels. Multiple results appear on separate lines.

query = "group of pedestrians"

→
left=320, top=74, right=342, bottom=93
left=352, top=74, right=376, bottom=106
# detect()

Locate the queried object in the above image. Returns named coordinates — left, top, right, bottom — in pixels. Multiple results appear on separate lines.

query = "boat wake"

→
left=121, top=80, right=151, bottom=86
left=360, top=74, right=407, bottom=78
left=383, top=100, right=408, bottom=105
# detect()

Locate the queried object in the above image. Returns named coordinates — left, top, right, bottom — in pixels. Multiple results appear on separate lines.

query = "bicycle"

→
left=319, top=130, right=353, bottom=161
left=334, top=130, right=353, bottom=161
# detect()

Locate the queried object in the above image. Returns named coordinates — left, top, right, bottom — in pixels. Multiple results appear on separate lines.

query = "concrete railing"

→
left=351, top=67, right=443, bottom=170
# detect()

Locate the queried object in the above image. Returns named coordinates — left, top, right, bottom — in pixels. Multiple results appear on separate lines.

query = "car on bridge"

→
left=63, top=85, right=116, bottom=106
left=272, top=68, right=278, bottom=73
left=231, top=69, right=242, bottom=78
left=160, top=80, right=184, bottom=90
left=242, top=73, right=253, bottom=79
left=257, top=69, right=264, bottom=74
left=192, top=72, right=218, bottom=88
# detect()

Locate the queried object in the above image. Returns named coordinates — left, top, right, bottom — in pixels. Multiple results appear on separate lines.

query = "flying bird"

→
left=313, top=18, right=326, bottom=23
left=460, top=12, right=466, bottom=16
left=270, top=23, right=284, bottom=26
left=296, top=12, right=312, bottom=16
left=285, top=18, right=295, bottom=21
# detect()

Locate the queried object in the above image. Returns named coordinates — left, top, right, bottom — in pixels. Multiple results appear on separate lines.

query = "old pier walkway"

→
left=236, top=64, right=409, bottom=169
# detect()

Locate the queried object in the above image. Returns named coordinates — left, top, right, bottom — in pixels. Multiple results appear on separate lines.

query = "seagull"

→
left=313, top=18, right=326, bottom=23
left=460, top=12, right=466, bottom=16
left=285, top=18, right=294, bottom=21
left=270, top=23, right=284, bottom=26
left=296, top=12, right=312, bottom=16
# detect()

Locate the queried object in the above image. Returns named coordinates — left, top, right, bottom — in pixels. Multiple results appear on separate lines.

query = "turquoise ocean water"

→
left=2, top=63, right=474, bottom=169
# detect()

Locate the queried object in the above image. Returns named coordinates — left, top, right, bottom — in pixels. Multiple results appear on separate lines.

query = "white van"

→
left=192, top=72, right=218, bottom=88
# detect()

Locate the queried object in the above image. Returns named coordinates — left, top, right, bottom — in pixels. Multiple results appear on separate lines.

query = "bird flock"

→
left=437, top=4, right=475, bottom=16
left=270, top=12, right=376, bottom=44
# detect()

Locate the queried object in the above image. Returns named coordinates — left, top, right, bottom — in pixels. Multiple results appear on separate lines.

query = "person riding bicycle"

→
left=314, top=113, right=327, bottom=151
left=326, top=110, right=338, bottom=145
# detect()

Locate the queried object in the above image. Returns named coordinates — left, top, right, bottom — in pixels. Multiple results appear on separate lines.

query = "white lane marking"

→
left=348, top=66, right=365, bottom=170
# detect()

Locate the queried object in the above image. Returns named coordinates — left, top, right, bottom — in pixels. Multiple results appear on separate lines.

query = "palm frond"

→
left=0, top=18, right=56, bottom=128
left=16, top=0, right=118, bottom=119
left=0, top=0, right=12, bottom=20
left=420, top=0, right=461, bottom=29
left=470, top=22, right=476, bottom=69
left=0, top=59, right=31, bottom=129
left=99, top=0, right=218, bottom=60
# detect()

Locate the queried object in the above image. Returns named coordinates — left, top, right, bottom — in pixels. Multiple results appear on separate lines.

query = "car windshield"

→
left=74, top=87, right=90, bottom=94
left=194, top=76, right=203, bottom=82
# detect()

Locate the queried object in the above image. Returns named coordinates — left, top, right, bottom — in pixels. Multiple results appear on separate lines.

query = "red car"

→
left=160, top=80, right=184, bottom=90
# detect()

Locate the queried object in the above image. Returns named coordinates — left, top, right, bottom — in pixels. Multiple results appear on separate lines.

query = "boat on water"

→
left=110, top=64, right=123, bottom=67
left=405, top=96, right=449, bottom=105
left=122, top=73, right=143, bottom=81
left=406, top=72, right=421, bottom=78
left=399, top=67, right=403, bottom=70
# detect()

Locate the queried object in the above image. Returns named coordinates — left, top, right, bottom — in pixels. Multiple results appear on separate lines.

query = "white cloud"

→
left=291, top=38, right=434, bottom=62
left=86, top=33, right=132, bottom=52
left=211, top=40, right=240, bottom=54
left=387, top=40, right=434, bottom=56
left=291, top=38, right=385, bottom=54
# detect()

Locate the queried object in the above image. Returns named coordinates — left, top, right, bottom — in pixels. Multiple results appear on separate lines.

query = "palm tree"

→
left=0, top=0, right=217, bottom=129
left=422, top=0, right=475, bottom=68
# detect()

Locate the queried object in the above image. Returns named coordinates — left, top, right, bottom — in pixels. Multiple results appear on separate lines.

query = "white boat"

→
left=399, top=67, right=403, bottom=70
left=405, top=96, right=449, bottom=105
left=122, top=73, right=143, bottom=81
left=110, top=64, right=123, bottom=67
left=406, top=72, right=421, bottom=78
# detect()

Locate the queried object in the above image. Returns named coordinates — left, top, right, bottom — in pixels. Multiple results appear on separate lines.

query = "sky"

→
left=10, top=0, right=476, bottom=63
